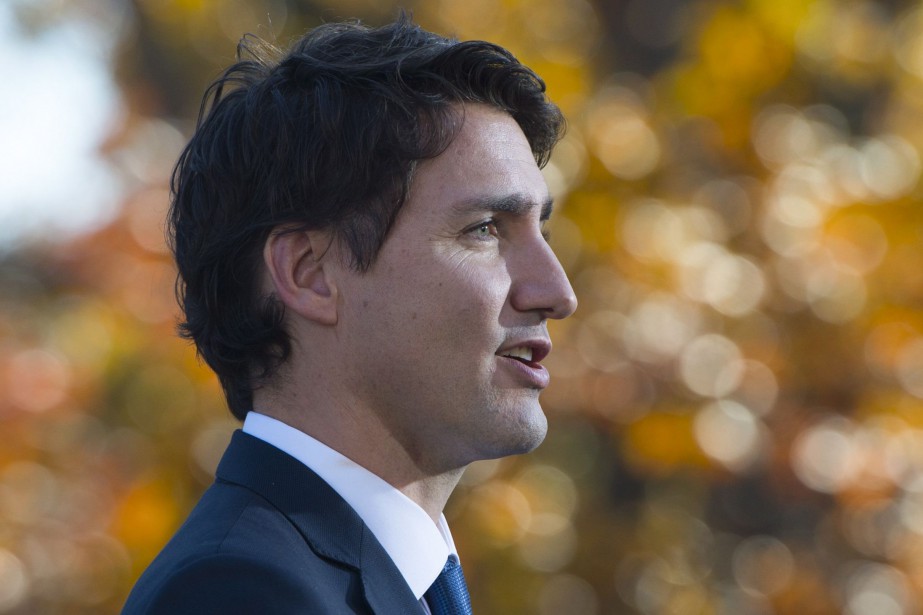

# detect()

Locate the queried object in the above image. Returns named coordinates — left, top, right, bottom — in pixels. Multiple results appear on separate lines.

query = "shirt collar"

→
left=242, top=411, right=455, bottom=599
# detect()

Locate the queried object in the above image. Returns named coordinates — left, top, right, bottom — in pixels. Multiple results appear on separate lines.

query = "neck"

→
left=395, top=469, right=465, bottom=524
left=253, top=388, right=466, bottom=522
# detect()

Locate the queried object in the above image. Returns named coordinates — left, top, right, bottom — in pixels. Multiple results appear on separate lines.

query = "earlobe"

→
left=263, top=229, right=338, bottom=326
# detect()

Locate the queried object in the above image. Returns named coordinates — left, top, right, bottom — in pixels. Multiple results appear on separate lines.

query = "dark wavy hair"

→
left=170, top=14, right=565, bottom=419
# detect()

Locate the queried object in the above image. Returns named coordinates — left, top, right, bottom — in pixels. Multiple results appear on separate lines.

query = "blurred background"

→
left=3, top=0, right=923, bottom=612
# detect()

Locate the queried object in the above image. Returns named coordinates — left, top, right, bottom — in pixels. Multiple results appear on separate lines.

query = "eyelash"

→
left=467, top=220, right=499, bottom=239
left=464, top=219, right=552, bottom=241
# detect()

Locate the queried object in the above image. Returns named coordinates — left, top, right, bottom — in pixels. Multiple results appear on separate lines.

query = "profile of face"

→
left=336, top=104, right=578, bottom=473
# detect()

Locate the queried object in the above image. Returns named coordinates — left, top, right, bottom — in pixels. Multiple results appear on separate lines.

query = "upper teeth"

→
left=503, top=346, right=533, bottom=361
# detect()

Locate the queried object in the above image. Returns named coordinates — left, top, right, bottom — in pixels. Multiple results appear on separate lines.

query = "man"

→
left=123, top=13, right=577, bottom=614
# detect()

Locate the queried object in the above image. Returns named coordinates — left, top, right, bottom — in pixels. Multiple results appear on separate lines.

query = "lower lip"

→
left=498, top=356, right=550, bottom=389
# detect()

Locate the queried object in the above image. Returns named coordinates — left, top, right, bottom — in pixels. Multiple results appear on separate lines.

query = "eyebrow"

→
left=452, top=193, right=555, bottom=220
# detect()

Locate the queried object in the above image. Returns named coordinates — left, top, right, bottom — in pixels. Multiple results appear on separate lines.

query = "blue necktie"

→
left=424, top=557, right=473, bottom=615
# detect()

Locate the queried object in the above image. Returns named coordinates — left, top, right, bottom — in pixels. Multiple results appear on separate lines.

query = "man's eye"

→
left=469, top=221, right=498, bottom=239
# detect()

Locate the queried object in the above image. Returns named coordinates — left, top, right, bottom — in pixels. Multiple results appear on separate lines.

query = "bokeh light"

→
left=6, top=0, right=923, bottom=613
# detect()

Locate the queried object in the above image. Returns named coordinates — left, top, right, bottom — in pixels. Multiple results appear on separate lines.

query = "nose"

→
left=509, top=235, right=578, bottom=320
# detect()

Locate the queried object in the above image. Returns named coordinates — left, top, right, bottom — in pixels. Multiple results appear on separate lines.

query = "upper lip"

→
left=496, top=338, right=552, bottom=363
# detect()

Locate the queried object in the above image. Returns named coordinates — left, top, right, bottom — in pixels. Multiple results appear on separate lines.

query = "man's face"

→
left=336, top=104, right=577, bottom=472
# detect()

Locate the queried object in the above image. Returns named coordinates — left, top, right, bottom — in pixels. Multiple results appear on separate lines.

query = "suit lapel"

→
left=215, top=431, right=425, bottom=614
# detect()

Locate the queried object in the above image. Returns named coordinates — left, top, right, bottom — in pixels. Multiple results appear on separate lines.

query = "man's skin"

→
left=256, top=103, right=578, bottom=522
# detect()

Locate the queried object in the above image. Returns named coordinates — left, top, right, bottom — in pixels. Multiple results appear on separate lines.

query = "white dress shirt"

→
left=242, top=411, right=456, bottom=610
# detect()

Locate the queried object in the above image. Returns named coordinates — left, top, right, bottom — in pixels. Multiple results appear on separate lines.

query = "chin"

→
left=518, top=414, right=549, bottom=453
left=481, top=402, right=548, bottom=460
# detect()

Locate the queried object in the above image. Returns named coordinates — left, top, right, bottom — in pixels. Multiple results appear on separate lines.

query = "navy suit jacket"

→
left=122, top=431, right=426, bottom=614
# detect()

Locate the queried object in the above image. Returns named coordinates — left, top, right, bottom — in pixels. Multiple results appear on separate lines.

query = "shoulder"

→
left=122, top=482, right=366, bottom=614
left=122, top=552, right=319, bottom=614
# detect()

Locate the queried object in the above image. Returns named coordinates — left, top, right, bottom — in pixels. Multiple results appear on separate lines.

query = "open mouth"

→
left=497, top=341, right=552, bottom=388
left=499, top=344, right=548, bottom=367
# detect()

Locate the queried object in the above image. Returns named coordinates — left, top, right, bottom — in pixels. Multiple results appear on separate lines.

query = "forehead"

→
left=406, top=105, right=549, bottom=216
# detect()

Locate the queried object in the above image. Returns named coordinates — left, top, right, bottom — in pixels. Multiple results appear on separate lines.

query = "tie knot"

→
left=424, top=557, right=473, bottom=615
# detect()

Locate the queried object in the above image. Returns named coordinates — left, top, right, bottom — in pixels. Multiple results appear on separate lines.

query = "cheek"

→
left=359, top=247, right=510, bottom=332
left=396, top=265, right=508, bottom=341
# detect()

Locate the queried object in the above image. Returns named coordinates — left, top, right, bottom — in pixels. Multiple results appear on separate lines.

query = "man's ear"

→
left=263, top=228, right=338, bottom=326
